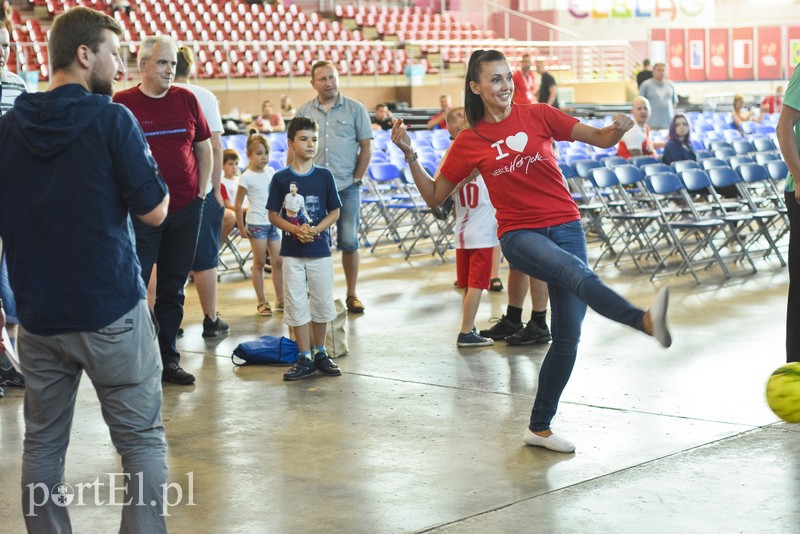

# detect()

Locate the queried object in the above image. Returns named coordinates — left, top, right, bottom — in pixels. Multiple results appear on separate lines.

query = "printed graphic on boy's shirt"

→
left=281, top=181, right=324, bottom=241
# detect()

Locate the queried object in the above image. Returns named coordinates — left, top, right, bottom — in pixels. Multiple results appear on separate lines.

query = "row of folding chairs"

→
left=360, top=162, right=453, bottom=261
left=565, top=161, right=788, bottom=283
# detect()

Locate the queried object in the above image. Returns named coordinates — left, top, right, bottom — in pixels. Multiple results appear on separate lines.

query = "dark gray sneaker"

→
left=162, top=363, right=196, bottom=385
left=314, top=353, right=342, bottom=376
left=283, top=357, right=316, bottom=381
left=202, top=314, right=230, bottom=338
left=0, top=364, right=25, bottom=388
left=479, top=315, right=523, bottom=340
left=506, top=321, right=552, bottom=345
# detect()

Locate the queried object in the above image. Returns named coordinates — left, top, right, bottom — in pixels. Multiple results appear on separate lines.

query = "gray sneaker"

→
left=457, top=329, right=494, bottom=347
left=506, top=321, right=551, bottom=345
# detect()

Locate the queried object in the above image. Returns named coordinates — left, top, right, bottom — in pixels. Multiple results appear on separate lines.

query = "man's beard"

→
left=89, top=71, right=113, bottom=96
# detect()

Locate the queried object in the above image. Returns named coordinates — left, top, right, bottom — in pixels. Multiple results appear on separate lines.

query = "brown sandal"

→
left=257, top=302, right=272, bottom=316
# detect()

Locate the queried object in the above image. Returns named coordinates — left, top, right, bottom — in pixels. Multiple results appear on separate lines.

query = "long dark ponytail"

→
left=464, top=49, right=507, bottom=128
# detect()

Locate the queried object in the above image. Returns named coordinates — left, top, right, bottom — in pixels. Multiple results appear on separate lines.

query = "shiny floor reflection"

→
left=1, top=244, right=798, bottom=533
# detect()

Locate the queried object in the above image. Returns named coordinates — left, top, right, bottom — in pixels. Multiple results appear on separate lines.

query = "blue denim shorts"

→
left=247, top=223, right=281, bottom=241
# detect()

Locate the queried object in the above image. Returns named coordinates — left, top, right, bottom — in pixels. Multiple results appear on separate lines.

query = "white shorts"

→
left=282, top=256, right=337, bottom=327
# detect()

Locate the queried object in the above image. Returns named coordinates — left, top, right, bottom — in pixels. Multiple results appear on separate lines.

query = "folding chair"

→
left=589, top=167, right=662, bottom=272
left=630, top=155, right=660, bottom=168
left=680, top=169, right=757, bottom=275
left=753, top=137, right=778, bottom=152
left=602, top=156, right=628, bottom=169
left=218, top=227, right=251, bottom=278
left=738, top=163, right=789, bottom=241
left=732, top=139, right=757, bottom=155
left=755, top=152, right=781, bottom=165
left=707, top=166, right=786, bottom=267
left=642, top=163, right=671, bottom=176
left=671, top=160, right=701, bottom=173
left=728, top=156, right=755, bottom=170
left=647, top=172, right=732, bottom=283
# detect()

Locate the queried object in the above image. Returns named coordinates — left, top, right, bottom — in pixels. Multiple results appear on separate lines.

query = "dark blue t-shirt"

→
left=0, top=84, right=167, bottom=335
left=267, top=165, right=342, bottom=258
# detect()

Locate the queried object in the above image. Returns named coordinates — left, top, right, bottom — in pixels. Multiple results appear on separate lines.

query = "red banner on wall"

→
left=686, top=28, right=706, bottom=81
left=731, top=27, right=754, bottom=80
left=667, top=28, right=686, bottom=81
left=756, top=26, right=781, bottom=80
left=708, top=28, right=729, bottom=81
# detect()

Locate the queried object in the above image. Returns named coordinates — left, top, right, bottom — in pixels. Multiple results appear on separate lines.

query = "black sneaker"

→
left=479, top=315, right=523, bottom=340
left=283, top=357, right=316, bottom=381
left=0, top=365, right=25, bottom=388
left=457, top=329, right=494, bottom=347
left=202, top=315, right=230, bottom=338
left=506, top=321, right=552, bottom=345
left=314, top=353, right=342, bottom=376
left=162, top=363, right=196, bottom=385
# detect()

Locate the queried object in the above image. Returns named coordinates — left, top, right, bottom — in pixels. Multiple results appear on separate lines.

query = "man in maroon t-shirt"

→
left=114, top=35, right=211, bottom=386
left=512, top=53, right=537, bottom=105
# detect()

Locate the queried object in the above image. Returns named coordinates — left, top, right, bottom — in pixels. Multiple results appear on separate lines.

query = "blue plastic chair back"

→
left=707, top=166, right=741, bottom=188
left=680, top=169, right=713, bottom=192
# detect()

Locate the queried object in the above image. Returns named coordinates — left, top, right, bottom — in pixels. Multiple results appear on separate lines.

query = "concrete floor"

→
left=1, top=242, right=798, bottom=533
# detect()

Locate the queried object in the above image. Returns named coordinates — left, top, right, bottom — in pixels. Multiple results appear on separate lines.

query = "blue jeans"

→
left=500, top=221, right=645, bottom=431
left=336, top=184, right=360, bottom=252
left=19, top=301, right=167, bottom=533
left=0, top=254, right=17, bottom=324
left=133, top=197, right=203, bottom=366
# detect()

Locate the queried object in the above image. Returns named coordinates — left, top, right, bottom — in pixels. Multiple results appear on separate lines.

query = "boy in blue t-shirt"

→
left=268, top=117, right=343, bottom=380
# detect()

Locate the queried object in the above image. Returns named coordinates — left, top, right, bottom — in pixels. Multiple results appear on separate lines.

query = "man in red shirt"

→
left=114, top=35, right=212, bottom=386
left=761, top=86, right=784, bottom=115
left=512, top=53, right=537, bottom=105
left=426, top=94, right=452, bottom=130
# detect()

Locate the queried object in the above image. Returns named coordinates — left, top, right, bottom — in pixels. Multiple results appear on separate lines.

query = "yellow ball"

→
left=766, top=362, right=800, bottom=423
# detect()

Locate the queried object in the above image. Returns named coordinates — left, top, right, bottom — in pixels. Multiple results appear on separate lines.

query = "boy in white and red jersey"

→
left=447, top=107, right=499, bottom=347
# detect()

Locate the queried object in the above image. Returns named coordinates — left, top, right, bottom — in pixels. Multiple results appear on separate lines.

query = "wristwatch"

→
left=405, top=152, right=419, bottom=164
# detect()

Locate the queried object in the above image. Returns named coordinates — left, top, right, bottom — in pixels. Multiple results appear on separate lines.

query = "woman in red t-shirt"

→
left=392, top=49, right=672, bottom=453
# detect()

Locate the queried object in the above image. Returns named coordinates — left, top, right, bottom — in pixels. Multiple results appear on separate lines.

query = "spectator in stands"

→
left=636, top=59, right=653, bottom=88
left=280, top=94, right=295, bottom=119
left=777, top=67, right=800, bottom=364
left=0, top=12, right=26, bottom=394
left=536, top=60, right=559, bottom=108
left=371, top=102, right=393, bottom=130
left=426, top=94, right=452, bottom=129
left=661, top=113, right=695, bottom=165
left=0, top=8, right=169, bottom=530
left=294, top=60, right=372, bottom=314
left=174, top=45, right=229, bottom=339
left=246, top=99, right=285, bottom=133
left=114, top=35, right=212, bottom=386
left=638, top=62, right=677, bottom=130
left=761, top=86, right=784, bottom=115
left=732, top=94, right=762, bottom=135
left=512, top=53, right=537, bottom=105
left=617, top=96, right=656, bottom=159
left=391, top=49, right=671, bottom=453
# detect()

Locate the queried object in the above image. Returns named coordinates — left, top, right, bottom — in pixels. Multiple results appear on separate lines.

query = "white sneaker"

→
left=523, top=428, right=576, bottom=453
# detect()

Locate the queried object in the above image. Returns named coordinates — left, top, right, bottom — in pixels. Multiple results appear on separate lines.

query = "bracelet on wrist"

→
left=405, top=152, right=419, bottom=164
